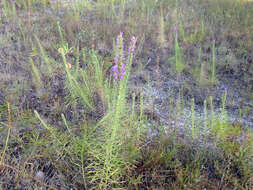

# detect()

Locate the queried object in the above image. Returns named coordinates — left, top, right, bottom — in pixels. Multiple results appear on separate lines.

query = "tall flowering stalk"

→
left=124, top=36, right=137, bottom=82
left=110, top=32, right=137, bottom=118
left=112, top=32, right=137, bottom=81
left=109, top=32, right=137, bottom=147
left=103, top=32, right=137, bottom=187
left=112, top=31, right=125, bottom=81
left=110, top=32, right=137, bottom=115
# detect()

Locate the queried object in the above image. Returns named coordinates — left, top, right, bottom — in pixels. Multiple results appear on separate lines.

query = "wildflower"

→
left=120, top=63, right=125, bottom=79
left=174, top=26, right=178, bottom=38
left=112, top=32, right=137, bottom=81
left=112, top=65, right=118, bottom=80
left=112, top=32, right=124, bottom=81
left=224, top=87, right=228, bottom=96
left=128, top=36, right=137, bottom=56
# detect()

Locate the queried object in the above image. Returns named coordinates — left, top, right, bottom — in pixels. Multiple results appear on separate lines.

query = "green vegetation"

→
left=0, top=0, right=252, bottom=189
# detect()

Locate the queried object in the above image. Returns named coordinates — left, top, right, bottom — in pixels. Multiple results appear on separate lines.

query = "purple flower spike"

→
left=174, top=26, right=178, bottom=39
left=113, top=32, right=125, bottom=81
left=224, top=87, right=228, bottom=94
left=120, top=63, right=126, bottom=79
left=117, top=31, right=123, bottom=45
left=131, top=36, right=137, bottom=51
left=112, top=65, right=118, bottom=81
left=128, top=36, right=137, bottom=56
left=112, top=32, right=137, bottom=81
left=112, top=65, right=118, bottom=72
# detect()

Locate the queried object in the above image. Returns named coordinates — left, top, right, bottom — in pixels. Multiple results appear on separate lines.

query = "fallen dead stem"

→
left=0, top=162, right=57, bottom=190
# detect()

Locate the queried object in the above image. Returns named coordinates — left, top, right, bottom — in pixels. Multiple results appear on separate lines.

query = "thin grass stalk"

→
left=156, top=56, right=161, bottom=88
left=0, top=102, right=11, bottom=165
left=203, top=99, right=208, bottom=137
left=30, top=58, right=43, bottom=91
left=34, top=110, right=56, bottom=137
left=138, top=92, right=144, bottom=141
left=211, top=39, right=217, bottom=85
left=74, top=45, right=80, bottom=73
left=131, top=92, right=136, bottom=119
left=27, top=0, right=31, bottom=32
left=220, top=89, right=228, bottom=138
left=80, top=123, right=88, bottom=190
left=57, top=21, right=65, bottom=47
left=61, top=114, right=71, bottom=134
left=209, top=96, right=214, bottom=128
left=175, top=89, right=181, bottom=133
left=221, top=89, right=227, bottom=121
left=17, top=18, right=26, bottom=42
left=34, top=35, right=53, bottom=75
left=181, top=87, right=185, bottom=112
left=191, top=98, right=196, bottom=137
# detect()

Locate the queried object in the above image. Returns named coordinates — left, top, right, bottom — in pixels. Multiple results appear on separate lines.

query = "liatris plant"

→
left=88, top=32, right=137, bottom=188
left=110, top=33, right=137, bottom=118
left=112, top=31, right=125, bottom=81
left=112, top=32, right=137, bottom=82
left=109, top=33, right=137, bottom=145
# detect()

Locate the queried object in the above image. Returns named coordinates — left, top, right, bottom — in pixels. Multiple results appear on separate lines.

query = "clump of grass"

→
left=60, top=45, right=94, bottom=110
left=0, top=102, right=11, bottom=165
left=34, top=36, right=54, bottom=76
left=30, top=57, right=43, bottom=92
left=179, top=17, right=206, bottom=44
left=168, top=25, right=185, bottom=76
left=158, top=4, right=167, bottom=49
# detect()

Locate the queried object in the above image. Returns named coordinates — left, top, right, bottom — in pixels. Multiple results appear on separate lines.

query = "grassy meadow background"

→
left=0, top=0, right=252, bottom=189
